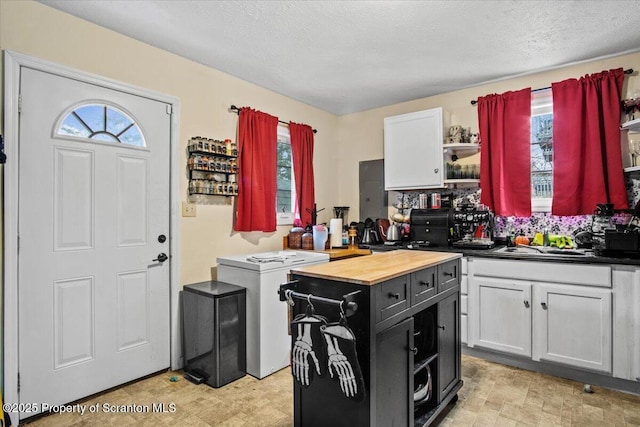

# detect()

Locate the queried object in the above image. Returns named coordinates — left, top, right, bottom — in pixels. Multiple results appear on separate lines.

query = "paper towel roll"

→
left=329, top=218, right=343, bottom=248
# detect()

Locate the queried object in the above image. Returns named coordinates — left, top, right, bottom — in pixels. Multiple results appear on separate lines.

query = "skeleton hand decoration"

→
left=292, top=323, right=321, bottom=386
left=324, top=334, right=357, bottom=397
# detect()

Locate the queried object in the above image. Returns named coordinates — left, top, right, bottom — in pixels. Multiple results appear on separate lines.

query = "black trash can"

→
left=182, top=281, right=246, bottom=388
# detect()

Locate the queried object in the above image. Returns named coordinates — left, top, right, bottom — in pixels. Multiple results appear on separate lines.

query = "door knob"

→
left=524, top=300, right=530, bottom=308
left=541, top=302, right=548, bottom=310
left=153, top=253, right=168, bottom=263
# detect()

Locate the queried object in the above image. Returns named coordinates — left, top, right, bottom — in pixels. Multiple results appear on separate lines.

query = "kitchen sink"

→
left=493, top=246, right=594, bottom=256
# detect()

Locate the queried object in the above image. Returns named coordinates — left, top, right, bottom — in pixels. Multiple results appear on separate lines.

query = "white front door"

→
left=18, top=67, right=171, bottom=415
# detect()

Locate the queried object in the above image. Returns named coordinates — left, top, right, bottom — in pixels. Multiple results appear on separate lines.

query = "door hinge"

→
left=166, top=104, right=172, bottom=115
left=17, top=372, right=21, bottom=393
left=18, top=94, right=23, bottom=113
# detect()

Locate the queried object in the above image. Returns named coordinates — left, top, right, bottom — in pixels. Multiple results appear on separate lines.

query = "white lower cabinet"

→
left=472, top=277, right=532, bottom=357
left=468, top=258, right=613, bottom=374
left=612, top=265, right=640, bottom=382
left=460, top=257, right=468, bottom=344
left=532, top=283, right=612, bottom=373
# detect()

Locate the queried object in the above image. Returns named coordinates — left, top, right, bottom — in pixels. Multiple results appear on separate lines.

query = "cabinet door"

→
left=471, top=277, right=532, bottom=356
left=533, top=284, right=612, bottom=373
left=384, top=108, right=444, bottom=190
left=376, top=317, right=414, bottom=427
left=437, top=292, right=460, bottom=403
left=612, top=266, right=640, bottom=382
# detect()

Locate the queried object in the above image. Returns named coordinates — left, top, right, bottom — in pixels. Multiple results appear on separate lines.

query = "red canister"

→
left=430, top=193, right=441, bottom=209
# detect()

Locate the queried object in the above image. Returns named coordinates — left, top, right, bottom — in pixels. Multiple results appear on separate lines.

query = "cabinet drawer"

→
left=376, top=275, right=410, bottom=322
left=411, top=267, right=437, bottom=306
left=438, top=260, right=459, bottom=292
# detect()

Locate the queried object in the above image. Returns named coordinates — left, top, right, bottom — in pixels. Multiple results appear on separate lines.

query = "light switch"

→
left=182, top=202, right=196, bottom=217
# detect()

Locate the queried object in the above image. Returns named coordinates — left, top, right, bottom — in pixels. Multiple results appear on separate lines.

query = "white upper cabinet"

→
left=384, top=107, right=449, bottom=190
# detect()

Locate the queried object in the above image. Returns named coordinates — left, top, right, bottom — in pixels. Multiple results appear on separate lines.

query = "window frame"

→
left=531, top=90, right=553, bottom=213
left=276, top=126, right=297, bottom=226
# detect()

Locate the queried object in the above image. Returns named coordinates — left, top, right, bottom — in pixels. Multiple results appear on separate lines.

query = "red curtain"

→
left=289, top=121, right=315, bottom=227
left=234, top=108, right=279, bottom=232
left=551, top=68, right=628, bottom=215
left=478, top=88, right=532, bottom=216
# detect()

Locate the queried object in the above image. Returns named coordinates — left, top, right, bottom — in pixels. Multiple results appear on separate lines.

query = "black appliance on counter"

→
left=451, top=207, right=495, bottom=249
left=591, top=202, right=640, bottom=258
left=409, top=208, right=453, bottom=247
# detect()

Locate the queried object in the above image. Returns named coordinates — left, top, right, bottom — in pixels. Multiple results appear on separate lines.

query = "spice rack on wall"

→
left=187, top=136, right=239, bottom=196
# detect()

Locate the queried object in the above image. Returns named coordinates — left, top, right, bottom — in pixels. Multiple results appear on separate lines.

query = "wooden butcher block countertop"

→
left=290, top=249, right=461, bottom=286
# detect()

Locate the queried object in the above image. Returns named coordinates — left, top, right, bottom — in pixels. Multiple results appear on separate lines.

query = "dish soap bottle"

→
left=506, top=219, right=516, bottom=247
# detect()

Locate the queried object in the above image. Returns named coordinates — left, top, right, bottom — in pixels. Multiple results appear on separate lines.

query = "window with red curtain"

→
left=551, top=68, right=628, bottom=215
left=289, top=121, right=315, bottom=227
left=234, top=108, right=279, bottom=232
left=478, top=88, right=532, bottom=216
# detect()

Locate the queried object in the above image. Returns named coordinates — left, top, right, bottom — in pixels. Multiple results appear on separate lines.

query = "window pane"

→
left=277, top=190, right=291, bottom=213
left=60, top=114, right=91, bottom=138
left=107, top=107, right=133, bottom=135
left=277, top=141, right=294, bottom=213
left=119, top=125, right=145, bottom=147
left=75, top=105, right=105, bottom=133
left=92, top=132, right=119, bottom=143
left=531, top=113, right=553, bottom=199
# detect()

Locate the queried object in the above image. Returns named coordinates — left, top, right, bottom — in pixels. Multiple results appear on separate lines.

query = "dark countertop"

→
left=367, top=242, right=640, bottom=266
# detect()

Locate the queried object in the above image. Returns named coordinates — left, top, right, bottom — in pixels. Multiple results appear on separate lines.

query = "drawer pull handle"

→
left=524, top=300, right=530, bottom=308
left=438, top=325, right=446, bottom=331
left=389, top=292, right=400, bottom=300
left=443, top=271, right=454, bottom=277
left=419, top=280, right=431, bottom=286
left=411, top=347, right=418, bottom=355
left=541, top=302, right=548, bottom=310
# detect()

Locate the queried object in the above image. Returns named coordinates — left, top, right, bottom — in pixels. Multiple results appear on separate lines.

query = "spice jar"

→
left=288, top=226, right=304, bottom=249
left=301, top=227, right=314, bottom=250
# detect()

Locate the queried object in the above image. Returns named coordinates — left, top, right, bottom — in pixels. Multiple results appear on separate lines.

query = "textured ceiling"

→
left=39, top=0, right=640, bottom=115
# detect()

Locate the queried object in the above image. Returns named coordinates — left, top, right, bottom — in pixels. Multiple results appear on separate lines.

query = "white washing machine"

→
left=217, top=250, right=330, bottom=379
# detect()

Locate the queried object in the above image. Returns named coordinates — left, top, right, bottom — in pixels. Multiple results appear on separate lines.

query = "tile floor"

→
left=23, top=355, right=640, bottom=426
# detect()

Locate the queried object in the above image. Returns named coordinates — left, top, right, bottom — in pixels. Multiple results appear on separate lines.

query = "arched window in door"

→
left=56, top=103, right=145, bottom=147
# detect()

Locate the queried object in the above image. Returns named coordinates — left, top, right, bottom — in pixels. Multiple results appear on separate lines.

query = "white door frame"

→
left=3, top=50, right=183, bottom=414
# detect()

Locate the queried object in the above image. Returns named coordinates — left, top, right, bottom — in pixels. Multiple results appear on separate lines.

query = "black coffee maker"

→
left=451, top=205, right=495, bottom=249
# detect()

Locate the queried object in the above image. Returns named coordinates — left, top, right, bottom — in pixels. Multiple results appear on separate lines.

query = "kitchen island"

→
left=367, top=243, right=640, bottom=395
left=279, top=250, right=463, bottom=427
